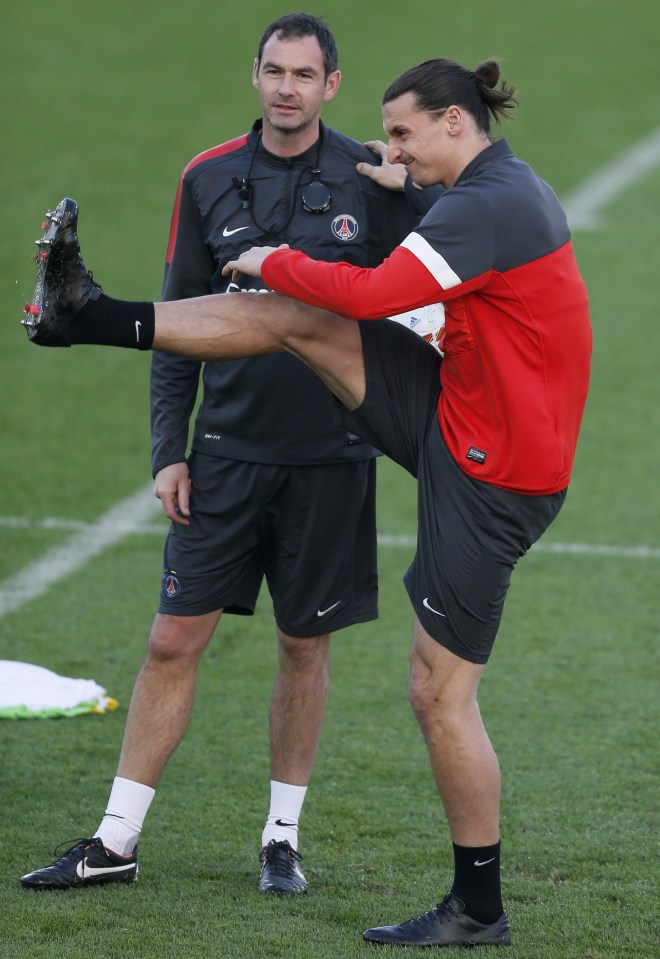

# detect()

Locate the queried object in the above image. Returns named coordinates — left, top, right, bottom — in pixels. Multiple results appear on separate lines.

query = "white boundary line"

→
left=1, top=497, right=657, bottom=620
left=3, top=513, right=658, bottom=560
left=3, top=505, right=658, bottom=622
left=0, top=486, right=160, bottom=619
left=377, top=535, right=659, bottom=559
left=562, top=125, right=660, bottom=230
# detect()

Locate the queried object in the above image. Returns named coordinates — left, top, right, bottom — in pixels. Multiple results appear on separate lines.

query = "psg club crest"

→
left=331, top=214, right=359, bottom=241
left=162, top=571, right=182, bottom=599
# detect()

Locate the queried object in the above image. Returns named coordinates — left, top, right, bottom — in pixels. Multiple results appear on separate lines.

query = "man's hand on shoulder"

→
left=357, top=140, right=407, bottom=191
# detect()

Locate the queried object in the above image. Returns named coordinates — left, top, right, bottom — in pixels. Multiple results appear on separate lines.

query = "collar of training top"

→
left=247, top=118, right=326, bottom=169
left=456, top=137, right=514, bottom=185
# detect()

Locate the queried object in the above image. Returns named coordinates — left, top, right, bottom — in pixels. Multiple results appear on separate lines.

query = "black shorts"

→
left=158, top=452, right=378, bottom=638
left=338, top=320, right=566, bottom=664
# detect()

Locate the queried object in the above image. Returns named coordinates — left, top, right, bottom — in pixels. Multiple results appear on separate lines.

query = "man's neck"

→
left=260, top=120, right=322, bottom=158
left=445, top=136, right=491, bottom=187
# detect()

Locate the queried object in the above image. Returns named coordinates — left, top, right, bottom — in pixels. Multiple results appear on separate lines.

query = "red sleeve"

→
left=261, top=245, right=452, bottom=320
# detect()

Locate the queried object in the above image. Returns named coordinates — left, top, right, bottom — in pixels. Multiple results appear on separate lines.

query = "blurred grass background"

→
left=1, top=1, right=658, bottom=957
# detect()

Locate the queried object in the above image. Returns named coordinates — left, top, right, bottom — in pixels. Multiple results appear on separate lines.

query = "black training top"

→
left=151, top=120, right=423, bottom=472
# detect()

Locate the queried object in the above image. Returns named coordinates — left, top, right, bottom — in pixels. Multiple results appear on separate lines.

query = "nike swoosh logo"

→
left=222, top=225, right=250, bottom=237
left=317, top=601, right=342, bottom=617
left=135, top=320, right=141, bottom=342
left=423, top=597, right=446, bottom=617
left=275, top=819, right=296, bottom=827
left=474, top=858, right=496, bottom=867
left=76, top=858, right=135, bottom=879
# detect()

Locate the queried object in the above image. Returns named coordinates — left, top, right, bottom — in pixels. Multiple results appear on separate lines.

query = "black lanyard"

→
left=232, top=130, right=331, bottom=237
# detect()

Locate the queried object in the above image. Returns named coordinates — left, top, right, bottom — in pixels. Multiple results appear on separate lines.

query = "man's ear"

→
left=323, top=70, right=342, bottom=103
left=445, top=105, right=462, bottom=135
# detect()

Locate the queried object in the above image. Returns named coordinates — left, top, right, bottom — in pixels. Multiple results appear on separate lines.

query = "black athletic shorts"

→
left=338, top=319, right=566, bottom=664
left=158, top=452, right=378, bottom=638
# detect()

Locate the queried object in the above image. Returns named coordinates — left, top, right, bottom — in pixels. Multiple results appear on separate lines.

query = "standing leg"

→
left=94, top=610, right=222, bottom=855
left=19, top=610, right=222, bottom=889
left=258, top=630, right=331, bottom=894
left=408, top=616, right=500, bottom=846
left=363, top=617, right=510, bottom=947
left=263, top=629, right=331, bottom=844
left=258, top=455, right=377, bottom=893
left=115, top=612, right=222, bottom=785
left=269, top=630, right=331, bottom=793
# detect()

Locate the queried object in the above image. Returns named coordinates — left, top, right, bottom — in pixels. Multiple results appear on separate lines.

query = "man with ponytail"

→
left=22, top=56, right=591, bottom=948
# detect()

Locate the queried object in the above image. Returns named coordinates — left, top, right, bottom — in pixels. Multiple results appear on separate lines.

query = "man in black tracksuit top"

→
left=154, top=118, right=414, bottom=470
left=57, top=14, right=424, bottom=896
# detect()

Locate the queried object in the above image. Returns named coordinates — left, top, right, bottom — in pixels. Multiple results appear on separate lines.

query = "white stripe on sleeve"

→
left=401, top=232, right=462, bottom=289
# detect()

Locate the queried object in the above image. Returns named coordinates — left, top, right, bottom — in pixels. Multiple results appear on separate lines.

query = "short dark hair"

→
left=256, top=13, right=339, bottom=77
left=383, top=58, right=518, bottom=134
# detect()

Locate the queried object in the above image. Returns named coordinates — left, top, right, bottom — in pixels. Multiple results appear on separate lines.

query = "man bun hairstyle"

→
left=257, top=12, right=339, bottom=77
left=383, top=58, right=518, bottom=134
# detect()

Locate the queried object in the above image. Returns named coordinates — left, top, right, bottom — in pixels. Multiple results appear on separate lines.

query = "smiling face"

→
left=383, top=91, right=487, bottom=188
left=382, top=92, right=452, bottom=187
left=253, top=33, right=341, bottom=156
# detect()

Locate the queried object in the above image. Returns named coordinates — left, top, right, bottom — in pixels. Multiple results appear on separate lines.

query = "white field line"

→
left=0, top=485, right=160, bottom=619
left=1, top=501, right=658, bottom=621
left=3, top=514, right=658, bottom=560
left=562, top=125, right=660, bottom=230
left=378, top=534, right=660, bottom=559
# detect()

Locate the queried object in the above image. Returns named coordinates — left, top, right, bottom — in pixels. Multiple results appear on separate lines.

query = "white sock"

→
left=95, top=777, right=155, bottom=856
left=261, top=781, right=307, bottom=851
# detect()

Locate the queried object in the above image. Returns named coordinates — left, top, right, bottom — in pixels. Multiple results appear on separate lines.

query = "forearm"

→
left=261, top=246, right=447, bottom=320
left=150, top=350, right=201, bottom=472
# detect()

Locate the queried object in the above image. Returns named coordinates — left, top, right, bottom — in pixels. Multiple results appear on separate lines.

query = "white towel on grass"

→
left=0, top=661, right=118, bottom=718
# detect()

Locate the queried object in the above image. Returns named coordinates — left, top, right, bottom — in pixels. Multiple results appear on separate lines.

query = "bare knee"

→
left=409, top=667, right=445, bottom=731
left=262, top=296, right=333, bottom=350
left=408, top=654, right=479, bottom=739
left=277, top=630, right=331, bottom=675
left=145, top=611, right=220, bottom=666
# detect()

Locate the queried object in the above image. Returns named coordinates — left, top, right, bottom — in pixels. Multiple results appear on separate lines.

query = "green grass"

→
left=1, top=1, right=659, bottom=957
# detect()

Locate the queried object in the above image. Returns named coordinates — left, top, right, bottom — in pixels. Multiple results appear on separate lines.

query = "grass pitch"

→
left=1, top=1, right=658, bottom=957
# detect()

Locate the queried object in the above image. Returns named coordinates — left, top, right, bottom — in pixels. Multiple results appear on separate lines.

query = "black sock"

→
left=69, top=293, right=155, bottom=350
left=450, top=841, right=503, bottom=925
